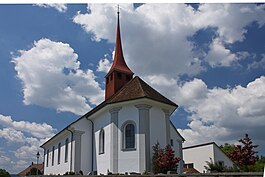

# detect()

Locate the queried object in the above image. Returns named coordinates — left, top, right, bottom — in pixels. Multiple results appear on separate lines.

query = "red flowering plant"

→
left=152, top=142, right=181, bottom=174
left=229, top=134, right=258, bottom=171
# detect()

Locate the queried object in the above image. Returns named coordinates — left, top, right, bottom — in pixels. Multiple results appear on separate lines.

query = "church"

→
left=41, top=11, right=185, bottom=175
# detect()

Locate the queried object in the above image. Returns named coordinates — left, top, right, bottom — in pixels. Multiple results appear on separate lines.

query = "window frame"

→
left=121, top=121, right=136, bottom=151
left=99, top=129, right=105, bottom=155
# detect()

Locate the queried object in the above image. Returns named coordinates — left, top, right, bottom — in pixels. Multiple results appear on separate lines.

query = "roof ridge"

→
left=135, top=76, right=147, bottom=96
left=136, top=76, right=177, bottom=106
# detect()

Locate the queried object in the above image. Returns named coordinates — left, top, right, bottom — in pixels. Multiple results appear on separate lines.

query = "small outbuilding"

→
left=183, top=142, right=234, bottom=173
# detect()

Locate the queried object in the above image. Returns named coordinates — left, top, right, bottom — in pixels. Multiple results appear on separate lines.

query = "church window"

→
left=46, top=149, right=49, bottom=167
left=52, top=146, right=55, bottom=166
left=122, top=121, right=136, bottom=150
left=58, top=143, right=61, bottom=164
left=65, top=138, right=69, bottom=163
left=110, top=74, right=113, bottom=80
left=99, top=129, right=105, bottom=154
left=117, top=73, right=122, bottom=80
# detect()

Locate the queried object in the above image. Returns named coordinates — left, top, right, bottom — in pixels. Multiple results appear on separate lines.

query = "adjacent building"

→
left=183, top=142, right=234, bottom=173
left=41, top=12, right=184, bottom=175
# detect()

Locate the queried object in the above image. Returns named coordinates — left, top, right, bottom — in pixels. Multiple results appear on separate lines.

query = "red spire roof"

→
left=106, top=11, right=133, bottom=77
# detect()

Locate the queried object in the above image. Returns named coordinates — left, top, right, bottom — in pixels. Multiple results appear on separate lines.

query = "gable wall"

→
left=213, top=144, right=234, bottom=168
left=183, top=144, right=214, bottom=173
left=170, top=124, right=183, bottom=174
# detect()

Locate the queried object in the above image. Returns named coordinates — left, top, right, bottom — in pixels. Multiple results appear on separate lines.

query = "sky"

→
left=0, top=3, right=265, bottom=174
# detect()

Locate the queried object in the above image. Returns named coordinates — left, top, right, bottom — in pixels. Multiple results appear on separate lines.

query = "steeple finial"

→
left=117, top=4, right=120, bottom=15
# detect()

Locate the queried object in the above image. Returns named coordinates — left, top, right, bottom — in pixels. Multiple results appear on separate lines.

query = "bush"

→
left=0, top=169, right=10, bottom=177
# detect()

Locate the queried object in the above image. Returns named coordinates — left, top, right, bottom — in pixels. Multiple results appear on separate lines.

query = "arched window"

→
left=65, top=138, right=69, bottom=163
left=122, top=121, right=136, bottom=150
left=46, top=149, right=49, bottom=167
left=99, top=129, right=104, bottom=154
left=58, top=143, right=61, bottom=164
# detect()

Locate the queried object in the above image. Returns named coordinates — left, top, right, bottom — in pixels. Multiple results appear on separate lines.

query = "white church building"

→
left=41, top=12, right=185, bottom=175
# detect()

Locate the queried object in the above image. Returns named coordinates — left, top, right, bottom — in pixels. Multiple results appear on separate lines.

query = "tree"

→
left=0, top=169, right=10, bottom=177
left=229, top=134, right=258, bottom=171
left=220, top=143, right=235, bottom=157
left=204, top=158, right=226, bottom=173
left=152, top=143, right=180, bottom=174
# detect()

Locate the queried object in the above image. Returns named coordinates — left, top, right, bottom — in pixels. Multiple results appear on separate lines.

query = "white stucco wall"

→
left=117, top=104, right=140, bottom=173
left=170, top=124, right=183, bottom=174
left=213, top=145, right=234, bottom=168
left=183, top=143, right=234, bottom=173
left=43, top=133, right=71, bottom=175
left=150, top=107, right=167, bottom=148
left=71, top=117, right=93, bottom=175
left=183, top=144, right=214, bottom=173
left=42, top=98, right=182, bottom=175
left=93, top=110, right=111, bottom=175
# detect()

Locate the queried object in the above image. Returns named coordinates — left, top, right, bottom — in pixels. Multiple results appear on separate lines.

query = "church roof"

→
left=105, top=11, right=133, bottom=77
left=106, top=76, right=177, bottom=106
left=84, top=76, right=177, bottom=118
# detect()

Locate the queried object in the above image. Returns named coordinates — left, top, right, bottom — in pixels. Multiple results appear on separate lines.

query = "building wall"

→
left=183, top=144, right=214, bottom=173
left=71, top=117, right=93, bottom=175
left=93, top=110, right=111, bottom=175
left=150, top=107, right=167, bottom=148
left=43, top=99, right=182, bottom=175
left=117, top=104, right=140, bottom=173
left=213, top=145, right=234, bottom=168
left=44, top=133, right=71, bottom=175
left=170, top=124, right=183, bottom=174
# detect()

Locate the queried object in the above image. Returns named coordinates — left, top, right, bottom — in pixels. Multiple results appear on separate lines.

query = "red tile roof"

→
left=106, top=76, right=177, bottom=107
left=18, top=163, right=44, bottom=176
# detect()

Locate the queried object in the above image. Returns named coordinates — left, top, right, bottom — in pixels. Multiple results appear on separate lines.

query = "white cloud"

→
left=0, top=115, right=56, bottom=139
left=248, top=54, right=265, bottom=69
left=12, top=38, right=104, bottom=115
left=205, top=38, right=237, bottom=67
left=35, top=4, right=67, bottom=12
left=0, top=115, right=55, bottom=173
left=142, top=74, right=265, bottom=150
left=172, top=76, right=265, bottom=149
left=73, top=4, right=265, bottom=77
left=97, top=56, right=111, bottom=73
left=193, top=4, right=265, bottom=43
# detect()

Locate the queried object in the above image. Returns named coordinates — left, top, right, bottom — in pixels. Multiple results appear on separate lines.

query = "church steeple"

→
left=105, top=9, right=134, bottom=100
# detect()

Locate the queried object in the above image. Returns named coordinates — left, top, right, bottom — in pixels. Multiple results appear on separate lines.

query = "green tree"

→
left=0, top=169, right=10, bottom=177
left=220, top=143, right=235, bottom=157
left=204, top=158, right=226, bottom=173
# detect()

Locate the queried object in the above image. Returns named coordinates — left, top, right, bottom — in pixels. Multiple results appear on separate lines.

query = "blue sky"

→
left=0, top=4, right=265, bottom=173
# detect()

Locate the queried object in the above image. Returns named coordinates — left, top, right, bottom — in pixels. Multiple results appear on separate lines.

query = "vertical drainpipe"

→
left=86, top=117, right=94, bottom=174
left=66, top=128, right=74, bottom=172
